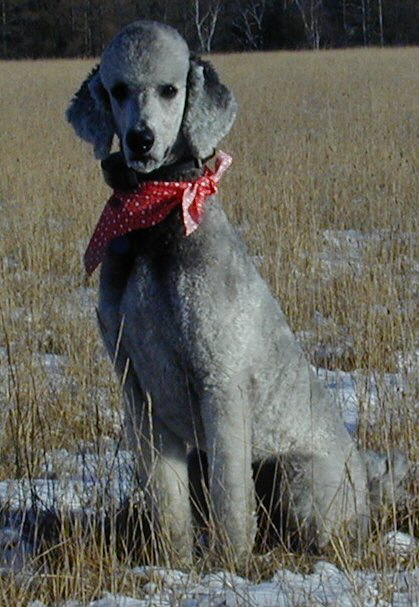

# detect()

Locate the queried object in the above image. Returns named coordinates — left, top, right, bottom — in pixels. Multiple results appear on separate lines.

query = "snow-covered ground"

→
left=0, top=359, right=417, bottom=607
left=37, top=561, right=417, bottom=607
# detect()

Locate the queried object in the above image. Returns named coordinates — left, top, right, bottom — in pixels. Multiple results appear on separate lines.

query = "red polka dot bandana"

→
left=84, top=151, right=232, bottom=275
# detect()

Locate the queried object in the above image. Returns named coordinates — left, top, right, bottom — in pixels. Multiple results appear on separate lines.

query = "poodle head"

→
left=66, top=21, right=237, bottom=173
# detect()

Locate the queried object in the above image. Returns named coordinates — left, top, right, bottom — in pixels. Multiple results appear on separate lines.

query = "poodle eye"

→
left=111, top=82, right=129, bottom=102
left=159, top=84, right=178, bottom=99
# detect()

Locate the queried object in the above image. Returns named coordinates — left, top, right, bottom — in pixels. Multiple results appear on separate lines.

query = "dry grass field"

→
left=0, top=48, right=418, bottom=604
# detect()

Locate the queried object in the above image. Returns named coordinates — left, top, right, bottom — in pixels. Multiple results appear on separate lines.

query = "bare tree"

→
left=359, top=0, right=371, bottom=45
left=377, top=0, right=384, bottom=46
left=292, top=0, right=323, bottom=49
left=1, top=0, right=7, bottom=56
left=192, top=0, right=222, bottom=52
left=234, top=0, right=267, bottom=50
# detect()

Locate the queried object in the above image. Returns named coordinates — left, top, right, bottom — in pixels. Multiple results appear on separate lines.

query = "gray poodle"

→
left=66, top=20, right=370, bottom=565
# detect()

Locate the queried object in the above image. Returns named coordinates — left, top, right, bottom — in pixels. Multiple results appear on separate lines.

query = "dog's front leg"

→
left=124, top=389, right=193, bottom=566
left=202, top=389, right=256, bottom=564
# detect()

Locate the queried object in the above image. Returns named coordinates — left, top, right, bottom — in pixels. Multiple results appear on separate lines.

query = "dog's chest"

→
left=100, top=235, right=210, bottom=443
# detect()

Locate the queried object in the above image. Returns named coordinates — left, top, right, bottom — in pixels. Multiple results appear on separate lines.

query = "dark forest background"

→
left=1, top=0, right=418, bottom=58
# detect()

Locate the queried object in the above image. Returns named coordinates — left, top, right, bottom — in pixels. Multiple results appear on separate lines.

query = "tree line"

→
left=1, top=0, right=418, bottom=59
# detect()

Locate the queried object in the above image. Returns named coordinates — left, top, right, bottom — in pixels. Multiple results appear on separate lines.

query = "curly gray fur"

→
left=66, top=20, right=371, bottom=565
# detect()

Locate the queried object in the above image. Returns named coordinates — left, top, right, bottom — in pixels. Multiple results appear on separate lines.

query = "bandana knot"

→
left=84, top=150, right=232, bottom=275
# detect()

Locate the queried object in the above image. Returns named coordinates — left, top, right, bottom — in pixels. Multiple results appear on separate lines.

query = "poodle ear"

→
left=182, top=58, right=237, bottom=159
left=66, top=65, right=114, bottom=160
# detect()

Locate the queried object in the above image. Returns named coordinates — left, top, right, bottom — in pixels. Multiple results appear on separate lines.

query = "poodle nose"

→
left=126, top=127, right=155, bottom=155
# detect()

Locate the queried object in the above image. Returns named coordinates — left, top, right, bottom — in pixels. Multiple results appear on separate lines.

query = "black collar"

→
left=101, top=151, right=215, bottom=191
